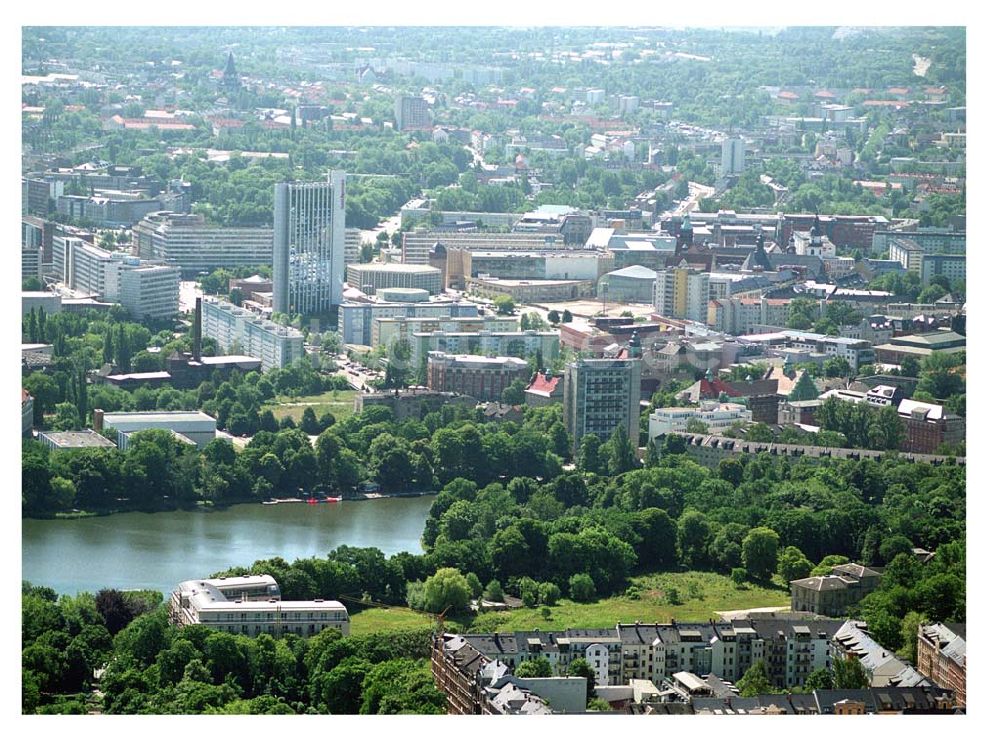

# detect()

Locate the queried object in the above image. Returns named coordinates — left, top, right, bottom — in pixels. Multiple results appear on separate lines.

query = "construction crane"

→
left=338, top=594, right=451, bottom=633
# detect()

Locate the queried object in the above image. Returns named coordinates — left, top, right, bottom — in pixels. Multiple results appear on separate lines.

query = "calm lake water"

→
left=22, top=496, right=435, bottom=596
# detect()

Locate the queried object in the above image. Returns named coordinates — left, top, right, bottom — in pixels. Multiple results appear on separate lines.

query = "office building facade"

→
left=564, top=358, right=642, bottom=450
left=118, top=265, right=181, bottom=321
left=133, top=212, right=274, bottom=277
left=346, top=262, right=443, bottom=295
left=273, top=170, right=346, bottom=315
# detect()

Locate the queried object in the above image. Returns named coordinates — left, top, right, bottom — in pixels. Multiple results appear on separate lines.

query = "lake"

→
left=21, top=495, right=435, bottom=596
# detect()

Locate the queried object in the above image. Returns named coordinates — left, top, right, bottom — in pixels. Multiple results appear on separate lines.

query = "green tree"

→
left=741, top=527, right=781, bottom=581
left=465, top=572, right=483, bottom=599
left=601, top=425, right=638, bottom=476
left=677, top=510, right=713, bottom=567
left=420, top=567, right=472, bottom=614
left=777, top=546, right=814, bottom=586
left=484, top=579, right=504, bottom=602
left=804, top=668, right=834, bottom=691
left=811, top=555, right=850, bottom=576
left=833, top=657, right=870, bottom=689
left=735, top=660, right=774, bottom=697
left=568, top=573, right=597, bottom=602
left=567, top=658, right=596, bottom=698
left=358, top=658, right=445, bottom=714
left=577, top=433, right=603, bottom=474
left=494, top=295, right=516, bottom=315
left=514, top=657, right=552, bottom=678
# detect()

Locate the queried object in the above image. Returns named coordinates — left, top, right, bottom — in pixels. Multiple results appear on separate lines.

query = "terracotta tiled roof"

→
left=527, top=371, right=560, bottom=396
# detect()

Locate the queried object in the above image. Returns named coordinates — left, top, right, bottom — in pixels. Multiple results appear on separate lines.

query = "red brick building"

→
left=897, top=399, right=965, bottom=454
left=426, top=352, right=529, bottom=402
left=917, top=623, right=966, bottom=708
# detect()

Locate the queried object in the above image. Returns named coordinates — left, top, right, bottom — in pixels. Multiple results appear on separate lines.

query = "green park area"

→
left=348, top=571, right=790, bottom=637
left=470, top=572, right=790, bottom=631
left=266, top=389, right=358, bottom=425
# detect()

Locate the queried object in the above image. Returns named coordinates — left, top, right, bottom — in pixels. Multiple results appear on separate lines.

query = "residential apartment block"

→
left=169, top=575, right=349, bottom=638
left=51, top=236, right=180, bottom=320
left=354, top=388, right=477, bottom=421
left=338, top=299, right=479, bottom=346
left=201, top=297, right=304, bottom=370
left=564, top=357, right=642, bottom=450
left=832, top=621, right=933, bottom=688
left=410, top=329, right=560, bottom=371
left=740, top=330, right=875, bottom=371
left=394, top=94, right=432, bottom=131
left=373, top=315, right=518, bottom=352
left=434, top=619, right=843, bottom=696
left=710, top=296, right=793, bottom=335
left=653, top=266, right=710, bottom=323
left=118, top=265, right=181, bottom=321
left=917, top=623, right=966, bottom=708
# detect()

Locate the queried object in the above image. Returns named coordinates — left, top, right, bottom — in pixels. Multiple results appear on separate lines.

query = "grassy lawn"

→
left=470, top=571, right=790, bottom=631
left=346, top=572, right=791, bottom=636
left=267, top=389, right=358, bottom=424
left=347, top=606, right=438, bottom=637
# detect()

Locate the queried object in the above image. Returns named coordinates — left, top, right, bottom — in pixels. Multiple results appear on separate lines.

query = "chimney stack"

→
left=193, top=297, right=203, bottom=362
left=93, top=408, right=104, bottom=432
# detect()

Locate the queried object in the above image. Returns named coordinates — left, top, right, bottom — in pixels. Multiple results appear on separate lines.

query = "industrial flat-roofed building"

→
left=346, top=262, right=443, bottom=295
left=94, top=409, right=218, bottom=449
left=169, top=574, right=349, bottom=638
left=37, top=429, right=117, bottom=451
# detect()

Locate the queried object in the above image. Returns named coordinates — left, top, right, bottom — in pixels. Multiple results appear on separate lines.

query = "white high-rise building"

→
left=118, top=265, right=181, bottom=322
left=273, top=171, right=347, bottom=316
left=202, top=297, right=304, bottom=371
left=133, top=212, right=273, bottom=277
left=720, top=137, right=746, bottom=177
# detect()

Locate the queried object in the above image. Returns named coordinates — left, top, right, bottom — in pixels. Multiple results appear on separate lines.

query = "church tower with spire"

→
left=222, top=52, right=240, bottom=91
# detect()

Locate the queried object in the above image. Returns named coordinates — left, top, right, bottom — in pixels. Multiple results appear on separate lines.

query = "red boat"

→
left=325, top=496, right=343, bottom=503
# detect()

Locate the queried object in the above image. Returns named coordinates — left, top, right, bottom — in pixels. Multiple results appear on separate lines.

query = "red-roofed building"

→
left=776, top=90, right=800, bottom=104
left=105, top=115, right=197, bottom=131
left=524, top=370, right=563, bottom=407
left=814, top=90, right=837, bottom=100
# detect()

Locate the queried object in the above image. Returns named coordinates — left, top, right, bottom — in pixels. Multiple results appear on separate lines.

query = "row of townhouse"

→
left=434, top=618, right=844, bottom=694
